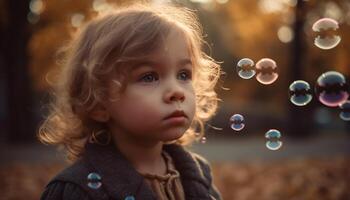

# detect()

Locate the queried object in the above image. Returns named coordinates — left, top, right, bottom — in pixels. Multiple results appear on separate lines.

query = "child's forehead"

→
left=129, top=57, right=192, bottom=71
left=127, top=29, right=193, bottom=68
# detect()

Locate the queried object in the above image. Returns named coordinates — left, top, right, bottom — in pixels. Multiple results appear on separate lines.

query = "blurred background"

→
left=1, top=0, right=350, bottom=199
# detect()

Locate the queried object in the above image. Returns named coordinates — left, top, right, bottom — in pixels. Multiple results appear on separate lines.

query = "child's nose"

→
left=163, top=85, right=185, bottom=104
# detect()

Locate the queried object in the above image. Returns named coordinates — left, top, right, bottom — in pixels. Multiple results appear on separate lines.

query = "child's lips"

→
left=163, top=116, right=187, bottom=125
left=164, top=110, right=188, bottom=125
left=163, top=110, right=188, bottom=121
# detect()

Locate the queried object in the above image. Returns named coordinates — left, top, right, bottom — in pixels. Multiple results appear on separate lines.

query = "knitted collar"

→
left=84, top=142, right=211, bottom=200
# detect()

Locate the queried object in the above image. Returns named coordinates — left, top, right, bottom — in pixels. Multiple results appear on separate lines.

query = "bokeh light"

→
left=277, top=26, right=294, bottom=43
left=71, top=13, right=85, bottom=28
left=29, top=0, right=44, bottom=15
left=92, top=0, right=113, bottom=13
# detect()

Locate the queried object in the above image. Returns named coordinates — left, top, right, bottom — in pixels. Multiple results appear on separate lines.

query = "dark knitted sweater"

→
left=40, top=142, right=222, bottom=200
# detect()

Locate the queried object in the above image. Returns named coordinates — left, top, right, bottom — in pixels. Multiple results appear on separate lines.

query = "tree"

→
left=1, top=0, right=35, bottom=143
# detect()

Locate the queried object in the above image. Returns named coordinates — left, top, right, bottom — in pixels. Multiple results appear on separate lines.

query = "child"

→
left=39, top=2, right=222, bottom=200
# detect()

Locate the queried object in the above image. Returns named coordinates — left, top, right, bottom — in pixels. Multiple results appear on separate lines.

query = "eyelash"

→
left=138, top=70, right=192, bottom=83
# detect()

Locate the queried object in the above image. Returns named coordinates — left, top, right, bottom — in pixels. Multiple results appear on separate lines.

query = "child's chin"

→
left=161, top=131, right=185, bottom=142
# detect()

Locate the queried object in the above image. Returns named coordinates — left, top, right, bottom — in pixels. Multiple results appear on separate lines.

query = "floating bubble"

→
left=236, top=58, right=256, bottom=79
left=312, top=18, right=341, bottom=50
left=339, top=101, right=350, bottom=121
left=200, top=137, right=207, bottom=143
left=315, top=71, right=349, bottom=107
left=265, top=129, right=283, bottom=150
left=124, top=196, right=135, bottom=200
left=255, top=58, right=278, bottom=85
left=289, top=80, right=313, bottom=106
left=87, top=172, right=102, bottom=189
left=230, top=114, right=245, bottom=131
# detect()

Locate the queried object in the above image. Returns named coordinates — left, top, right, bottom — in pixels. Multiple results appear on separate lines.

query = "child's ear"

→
left=89, top=104, right=110, bottom=122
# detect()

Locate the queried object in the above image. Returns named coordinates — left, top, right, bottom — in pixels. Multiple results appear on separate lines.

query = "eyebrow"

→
left=131, top=58, right=192, bottom=71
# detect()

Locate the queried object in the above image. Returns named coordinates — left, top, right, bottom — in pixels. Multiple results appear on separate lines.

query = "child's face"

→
left=104, top=28, right=196, bottom=144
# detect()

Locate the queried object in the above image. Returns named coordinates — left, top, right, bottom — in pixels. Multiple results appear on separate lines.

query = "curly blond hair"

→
left=38, top=3, right=221, bottom=161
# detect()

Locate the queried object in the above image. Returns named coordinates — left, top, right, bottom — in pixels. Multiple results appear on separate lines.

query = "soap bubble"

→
left=200, top=137, right=207, bottom=143
left=124, top=196, right=135, bottom=200
left=230, top=114, right=245, bottom=131
left=237, top=58, right=256, bottom=79
left=265, top=129, right=282, bottom=151
left=315, top=71, right=349, bottom=107
left=312, top=18, right=341, bottom=50
left=87, top=172, right=102, bottom=189
left=255, top=58, right=278, bottom=85
left=289, top=80, right=313, bottom=106
left=339, top=101, right=350, bottom=121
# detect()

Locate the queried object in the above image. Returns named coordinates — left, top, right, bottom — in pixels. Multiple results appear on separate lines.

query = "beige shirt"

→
left=140, top=152, right=185, bottom=200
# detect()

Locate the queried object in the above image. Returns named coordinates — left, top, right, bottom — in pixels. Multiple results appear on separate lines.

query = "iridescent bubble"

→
left=255, top=58, right=278, bottom=85
left=289, top=80, right=313, bottom=106
left=265, top=129, right=283, bottom=151
left=236, top=58, right=256, bottom=79
left=230, top=114, right=245, bottom=131
left=315, top=71, right=349, bottom=107
left=312, top=18, right=341, bottom=50
left=339, top=101, right=350, bottom=121
left=200, top=137, right=207, bottom=144
left=124, top=196, right=135, bottom=200
left=87, top=172, right=102, bottom=189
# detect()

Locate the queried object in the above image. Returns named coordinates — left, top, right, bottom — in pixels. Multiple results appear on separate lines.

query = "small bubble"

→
left=315, top=71, right=349, bottom=107
left=87, top=172, right=102, bottom=189
left=289, top=80, right=313, bottom=106
left=236, top=58, right=256, bottom=79
left=230, top=114, right=245, bottom=131
left=124, top=196, right=135, bottom=200
left=339, top=101, right=350, bottom=121
left=255, top=58, right=278, bottom=85
left=200, top=137, right=207, bottom=143
left=265, top=129, right=283, bottom=150
left=312, top=18, right=341, bottom=50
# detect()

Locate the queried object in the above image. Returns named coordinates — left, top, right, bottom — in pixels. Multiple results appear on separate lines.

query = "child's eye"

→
left=139, top=72, right=159, bottom=83
left=178, top=70, right=192, bottom=81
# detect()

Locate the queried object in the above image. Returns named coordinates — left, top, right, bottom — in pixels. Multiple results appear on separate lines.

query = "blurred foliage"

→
left=25, top=0, right=350, bottom=135
left=212, top=157, right=350, bottom=200
left=28, top=0, right=350, bottom=101
left=2, top=157, right=350, bottom=199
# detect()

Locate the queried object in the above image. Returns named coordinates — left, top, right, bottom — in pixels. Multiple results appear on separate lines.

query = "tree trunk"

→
left=287, top=0, right=313, bottom=138
left=1, top=0, right=35, bottom=143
